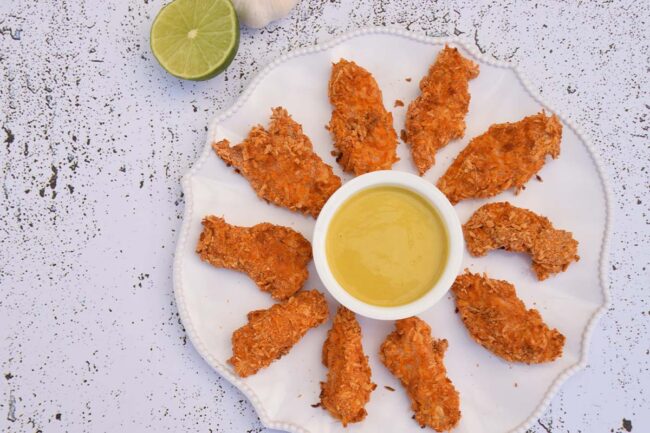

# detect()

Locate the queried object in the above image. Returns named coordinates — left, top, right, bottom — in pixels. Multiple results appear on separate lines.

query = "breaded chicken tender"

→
left=437, top=112, right=562, bottom=204
left=213, top=107, right=341, bottom=218
left=380, top=317, right=460, bottom=432
left=463, top=202, right=579, bottom=280
left=320, top=307, right=376, bottom=426
left=229, top=290, right=329, bottom=377
left=405, top=46, right=479, bottom=175
left=452, top=272, right=565, bottom=363
left=328, top=59, right=399, bottom=175
left=196, top=216, right=311, bottom=301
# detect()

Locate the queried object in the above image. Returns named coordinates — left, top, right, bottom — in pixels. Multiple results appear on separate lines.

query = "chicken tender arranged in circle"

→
left=328, top=59, right=399, bottom=175
left=320, top=307, right=376, bottom=426
left=463, top=202, right=579, bottom=280
left=380, top=317, right=461, bottom=432
left=229, top=290, right=329, bottom=377
left=196, top=216, right=311, bottom=301
left=405, top=45, right=479, bottom=175
left=213, top=107, right=341, bottom=218
left=437, top=111, right=562, bottom=204
left=452, top=272, right=565, bottom=363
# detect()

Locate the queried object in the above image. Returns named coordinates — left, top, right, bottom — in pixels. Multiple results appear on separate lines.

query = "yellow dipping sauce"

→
left=326, top=186, right=448, bottom=307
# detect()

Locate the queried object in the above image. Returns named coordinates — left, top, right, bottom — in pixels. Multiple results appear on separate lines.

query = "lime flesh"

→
left=150, top=0, right=239, bottom=81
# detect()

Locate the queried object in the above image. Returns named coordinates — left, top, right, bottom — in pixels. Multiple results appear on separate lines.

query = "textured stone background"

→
left=1, top=1, right=648, bottom=432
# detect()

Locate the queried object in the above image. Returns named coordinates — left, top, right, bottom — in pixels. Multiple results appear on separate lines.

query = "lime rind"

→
left=150, top=0, right=239, bottom=81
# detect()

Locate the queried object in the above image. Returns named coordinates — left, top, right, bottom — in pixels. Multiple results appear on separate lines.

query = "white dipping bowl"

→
left=312, top=170, right=463, bottom=321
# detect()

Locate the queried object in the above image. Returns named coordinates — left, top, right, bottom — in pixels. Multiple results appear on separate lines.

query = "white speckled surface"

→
left=0, top=1, right=647, bottom=433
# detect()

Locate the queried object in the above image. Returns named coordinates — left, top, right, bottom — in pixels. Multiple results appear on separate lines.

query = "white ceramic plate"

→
left=174, top=28, right=610, bottom=433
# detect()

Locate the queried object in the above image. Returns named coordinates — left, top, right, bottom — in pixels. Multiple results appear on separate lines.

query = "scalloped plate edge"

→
left=173, top=26, right=612, bottom=433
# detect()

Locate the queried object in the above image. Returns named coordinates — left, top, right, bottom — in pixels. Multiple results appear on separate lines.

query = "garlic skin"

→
left=232, top=0, right=299, bottom=28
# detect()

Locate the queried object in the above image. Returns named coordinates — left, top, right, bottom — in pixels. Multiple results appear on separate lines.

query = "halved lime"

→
left=150, top=0, right=239, bottom=81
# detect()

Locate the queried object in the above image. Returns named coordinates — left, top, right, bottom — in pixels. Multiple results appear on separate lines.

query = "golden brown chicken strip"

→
left=463, top=202, right=579, bottom=280
left=380, top=317, right=460, bottom=432
left=196, top=216, right=311, bottom=301
left=229, top=290, right=329, bottom=377
left=328, top=59, right=399, bottom=175
left=213, top=107, right=341, bottom=218
left=405, top=46, right=479, bottom=175
left=437, top=111, right=562, bottom=204
left=320, top=307, right=375, bottom=426
left=452, top=272, right=565, bottom=363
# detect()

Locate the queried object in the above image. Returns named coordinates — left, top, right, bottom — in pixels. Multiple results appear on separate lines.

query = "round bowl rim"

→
left=312, top=170, right=464, bottom=320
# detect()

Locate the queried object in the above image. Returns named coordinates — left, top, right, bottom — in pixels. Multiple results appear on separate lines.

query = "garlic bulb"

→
left=232, top=0, right=299, bottom=28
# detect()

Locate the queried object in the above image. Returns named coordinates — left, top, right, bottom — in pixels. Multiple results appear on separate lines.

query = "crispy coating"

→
left=327, top=59, right=399, bottom=175
left=405, top=46, right=479, bottom=175
left=463, top=202, right=579, bottom=280
left=213, top=107, right=341, bottom=218
left=380, top=317, right=461, bottom=432
left=437, top=112, right=562, bottom=204
left=229, top=290, right=329, bottom=377
left=320, top=307, right=376, bottom=426
left=452, top=272, right=565, bottom=363
left=196, top=216, right=311, bottom=300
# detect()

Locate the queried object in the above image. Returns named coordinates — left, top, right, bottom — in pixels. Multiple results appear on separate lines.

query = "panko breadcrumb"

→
left=196, top=216, right=311, bottom=300
left=463, top=202, right=579, bottom=280
left=229, top=290, right=329, bottom=377
left=328, top=59, right=398, bottom=175
left=380, top=317, right=461, bottom=432
left=452, top=272, right=565, bottom=363
left=405, top=45, right=479, bottom=175
left=437, top=111, right=562, bottom=204
left=320, top=307, right=376, bottom=426
left=213, top=107, right=341, bottom=218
